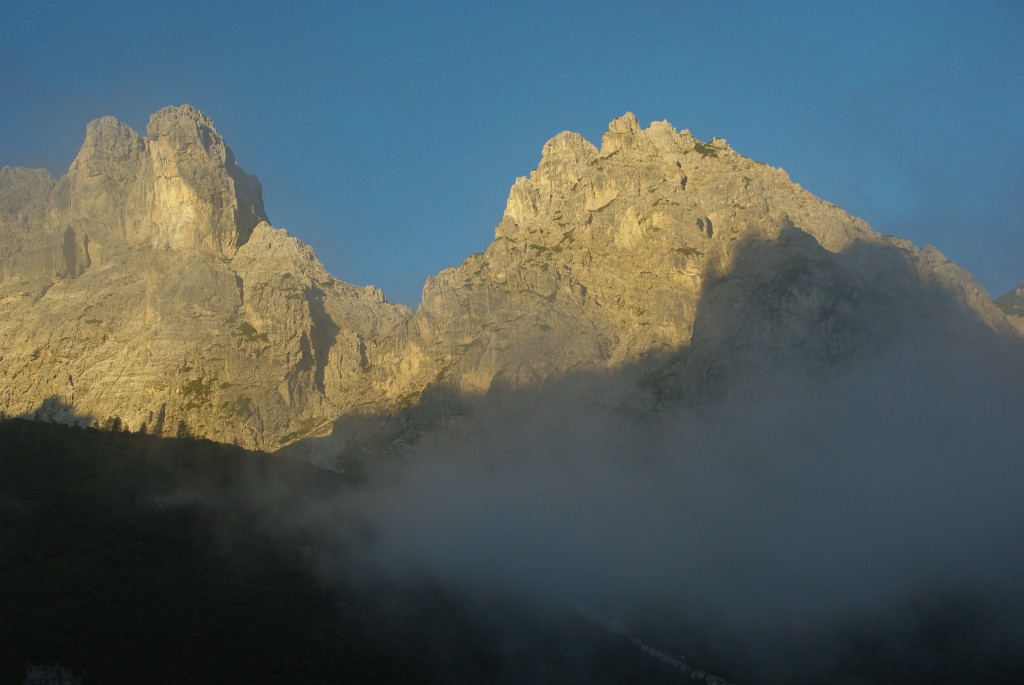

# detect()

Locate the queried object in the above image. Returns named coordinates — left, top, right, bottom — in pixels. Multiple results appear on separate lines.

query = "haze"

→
left=273, top=331, right=1024, bottom=680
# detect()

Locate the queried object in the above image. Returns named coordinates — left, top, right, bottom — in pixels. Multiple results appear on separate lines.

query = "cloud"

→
left=307, top=332, right=1024, bottom=677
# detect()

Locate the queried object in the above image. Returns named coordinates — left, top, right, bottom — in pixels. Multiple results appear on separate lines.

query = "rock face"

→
left=996, top=283, right=1024, bottom=335
left=0, top=106, right=408, bottom=449
left=1, top=107, right=1019, bottom=450
left=385, top=113, right=1013, bottom=405
left=1, top=106, right=265, bottom=286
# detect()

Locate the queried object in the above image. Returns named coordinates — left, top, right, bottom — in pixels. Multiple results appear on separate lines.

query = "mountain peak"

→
left=71, top=116, right=144, bottom=175
left=142, top=104, right=266, bottom=255
left=607, top=111, right=641, bottom=134
left=1, top=108, right=1020, bottom=450
left=147, top=104, right=214, bottom=131
left=601, top=112, right=656, bottom=156
left=146, top=104, right=222, bottom=155
left=81, top=115, right=141, bottom=148
left=539, top=131, right=598, bottom=167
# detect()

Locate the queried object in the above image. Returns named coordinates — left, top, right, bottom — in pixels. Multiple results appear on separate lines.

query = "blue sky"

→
left=2, top=1, right=1021, bottom=306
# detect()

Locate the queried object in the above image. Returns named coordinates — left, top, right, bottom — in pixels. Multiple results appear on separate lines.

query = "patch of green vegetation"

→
left=549, top=229, right=578, bottom=255
left=694, top=141, right=719, bottom=158
left=671, top=246, right=703, bottom=257
left=181, top=377, right=215, bottom=397
left=237, top=322, right=269, bottom=343
left=219, top=381, right=233, bottom=390
left=180, top=376, right=217, bottom=411
left=84, top=318, right=102, bottom=325
left=278, top=417, right=326, bottom=445
left=222, top=395, right=252, bottom=417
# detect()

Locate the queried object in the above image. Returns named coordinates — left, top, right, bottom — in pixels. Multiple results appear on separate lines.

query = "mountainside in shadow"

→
left=0, top=418, right=710, bottom=685
left=3, top=416, right=1022, bottom=685
left=995, top=282, right=1024, bottom=334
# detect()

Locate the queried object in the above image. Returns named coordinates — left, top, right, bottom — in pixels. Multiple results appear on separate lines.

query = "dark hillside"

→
left=0, top=419, right=688, bottom=684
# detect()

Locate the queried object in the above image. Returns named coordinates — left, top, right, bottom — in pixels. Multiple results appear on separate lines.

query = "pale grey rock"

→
left=1, top=108, right=1019, bottom=452
left=0, top=105, right=266, bottom=286
left=144, top=105, right=265, bottom=256
left=0, top=108, right=406, bottom=449
left=390, top=113, right=1016, bottom=409
left=0, top=166, right=59, bottom=282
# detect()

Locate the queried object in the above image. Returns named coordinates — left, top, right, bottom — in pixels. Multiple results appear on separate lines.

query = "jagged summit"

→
left=0, top=105, right=405, bottom=449
left=144, top=104, right=266, bottom=255
left=601, top=111, right=650, bottom=155
left=396, top=112, right=1013, bottom=403
left=147, top=103, right=216, bottom=137
left=1, top=105, right=267, bottom=285
left=74, top=115, right=143, bottom=166
left=0, top=107, right=1019, bottom=450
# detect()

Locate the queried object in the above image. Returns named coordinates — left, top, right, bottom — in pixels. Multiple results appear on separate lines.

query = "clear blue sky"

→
left=2, top=1, right=1021, bottom=306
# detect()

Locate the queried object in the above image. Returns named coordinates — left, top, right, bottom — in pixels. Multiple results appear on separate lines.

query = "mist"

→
left=287, top=332, right=1024, bottom=680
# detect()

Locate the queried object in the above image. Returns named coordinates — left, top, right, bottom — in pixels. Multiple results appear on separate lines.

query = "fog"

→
left=282, top=332, right=1024, bottom=679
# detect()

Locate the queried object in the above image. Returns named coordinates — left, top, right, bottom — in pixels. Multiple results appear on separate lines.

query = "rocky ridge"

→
left=0, top=107, right=1019, bottom=451
left=0, top=106, right=408, bottom=449
left=384, top=113, right=1012, bottom=407
left=995, top=283, right=1024, bottom=335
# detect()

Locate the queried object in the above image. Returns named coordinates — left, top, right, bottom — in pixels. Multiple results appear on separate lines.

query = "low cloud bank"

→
left=301, top=335, right=1024, bottom=678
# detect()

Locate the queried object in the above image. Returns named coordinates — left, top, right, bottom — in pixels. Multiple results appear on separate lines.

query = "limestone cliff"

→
left=0, top=106, right=408, bottom=449
left=996, top=283, right=1024, bottom=335
left=0, top=108, right=1018, bottom=451
left=1, top=106, right=265, bottom=286
left=386, top=113, right=1014, bottom=406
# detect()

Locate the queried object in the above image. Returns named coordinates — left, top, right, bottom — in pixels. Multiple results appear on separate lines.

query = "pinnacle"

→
left=540, top=131, right=598, bottom=165
left=606, top=112, right=641, bottom=134
left=80, top=115, right=141, bottom=148
left=146, top=104, right=219, bottom=141
left=71, top=116, right=143, bottom=176
left=600, top=112, right=655, bottom=156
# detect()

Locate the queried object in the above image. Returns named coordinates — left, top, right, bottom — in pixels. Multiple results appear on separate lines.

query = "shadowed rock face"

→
left=0, top=108, right=1019, bottom=450
left=995, top=283, right=1024, bottom=335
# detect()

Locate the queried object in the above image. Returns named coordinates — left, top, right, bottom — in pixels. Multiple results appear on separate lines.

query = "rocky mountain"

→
left=995, top=282, right=1024, bottom=334
left=390, top=114, right=1012, bottom=405
left=0, top=106, right=409, bottom=449
left=1, top=106, right=1019, bottom=451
